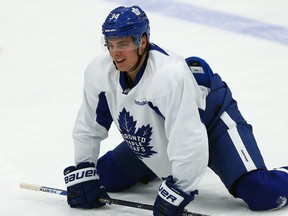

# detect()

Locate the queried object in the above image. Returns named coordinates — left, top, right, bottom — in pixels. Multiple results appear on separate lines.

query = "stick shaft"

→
left=20, top=183, right=209, bottom=216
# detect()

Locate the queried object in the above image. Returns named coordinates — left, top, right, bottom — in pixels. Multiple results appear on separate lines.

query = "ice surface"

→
left=1, top=0, right=288, bottom=215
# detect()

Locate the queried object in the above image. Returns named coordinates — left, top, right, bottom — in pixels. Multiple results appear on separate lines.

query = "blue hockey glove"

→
left=153, top=176, right=196, bottom=216
left=63, top=162, right=110, bottom=209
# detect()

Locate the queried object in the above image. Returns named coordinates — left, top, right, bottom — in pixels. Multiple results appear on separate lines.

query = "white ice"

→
left=1, top=0, right=288, bottom=215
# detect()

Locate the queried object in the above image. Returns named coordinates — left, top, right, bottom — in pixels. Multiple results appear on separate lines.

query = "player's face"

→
left=106, top=37, right=139, bottom=72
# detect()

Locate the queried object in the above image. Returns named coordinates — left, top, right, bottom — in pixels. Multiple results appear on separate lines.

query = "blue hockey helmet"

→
left=102, top=5, right=150, bottom=46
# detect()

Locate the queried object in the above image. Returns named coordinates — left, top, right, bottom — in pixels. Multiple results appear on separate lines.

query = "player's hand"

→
left=153, top=176, right=195, bottom=216
left=63, top=162, right=109, bottom=208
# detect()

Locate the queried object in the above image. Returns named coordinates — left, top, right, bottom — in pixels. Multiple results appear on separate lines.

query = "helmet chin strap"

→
left=112, top=60, right=118, bottom=70
left=127, top=44, right=148, bottom=73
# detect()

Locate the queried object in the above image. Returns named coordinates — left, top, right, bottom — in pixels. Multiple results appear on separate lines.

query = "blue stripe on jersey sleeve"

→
left=96, top=92, right=113, bottom=131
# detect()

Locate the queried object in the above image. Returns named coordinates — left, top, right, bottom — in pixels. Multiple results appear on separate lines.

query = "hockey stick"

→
left=20, top=183, right=209, bottom=216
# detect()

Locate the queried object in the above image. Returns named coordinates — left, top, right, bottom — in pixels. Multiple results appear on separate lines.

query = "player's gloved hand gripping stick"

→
left=154, top=175, right=196, bottom=216
left=63, top=162, right=110, bottom=208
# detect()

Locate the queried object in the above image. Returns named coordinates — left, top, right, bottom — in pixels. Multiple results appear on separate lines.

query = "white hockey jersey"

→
left=73, top=43, right=209, bottom=193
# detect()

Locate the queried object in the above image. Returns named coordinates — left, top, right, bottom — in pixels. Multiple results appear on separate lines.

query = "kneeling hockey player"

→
left=64, top=5, right=288, bottom=215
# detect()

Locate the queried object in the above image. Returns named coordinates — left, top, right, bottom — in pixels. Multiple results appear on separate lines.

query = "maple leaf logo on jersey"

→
left=118, top=108, right=157, bottom=159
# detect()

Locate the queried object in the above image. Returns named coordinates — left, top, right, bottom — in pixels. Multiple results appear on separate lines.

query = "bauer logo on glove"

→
left=158, top=181, right=184, bottom=205
left=64, top=167, right=99, bottom=187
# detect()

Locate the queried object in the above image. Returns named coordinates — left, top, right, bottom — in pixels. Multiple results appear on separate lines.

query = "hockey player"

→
left=63, top=5, right=288, bottom=215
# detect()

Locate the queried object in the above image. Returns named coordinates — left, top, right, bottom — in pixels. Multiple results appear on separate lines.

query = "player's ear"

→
left=140, top=34, right=148, bottom=48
